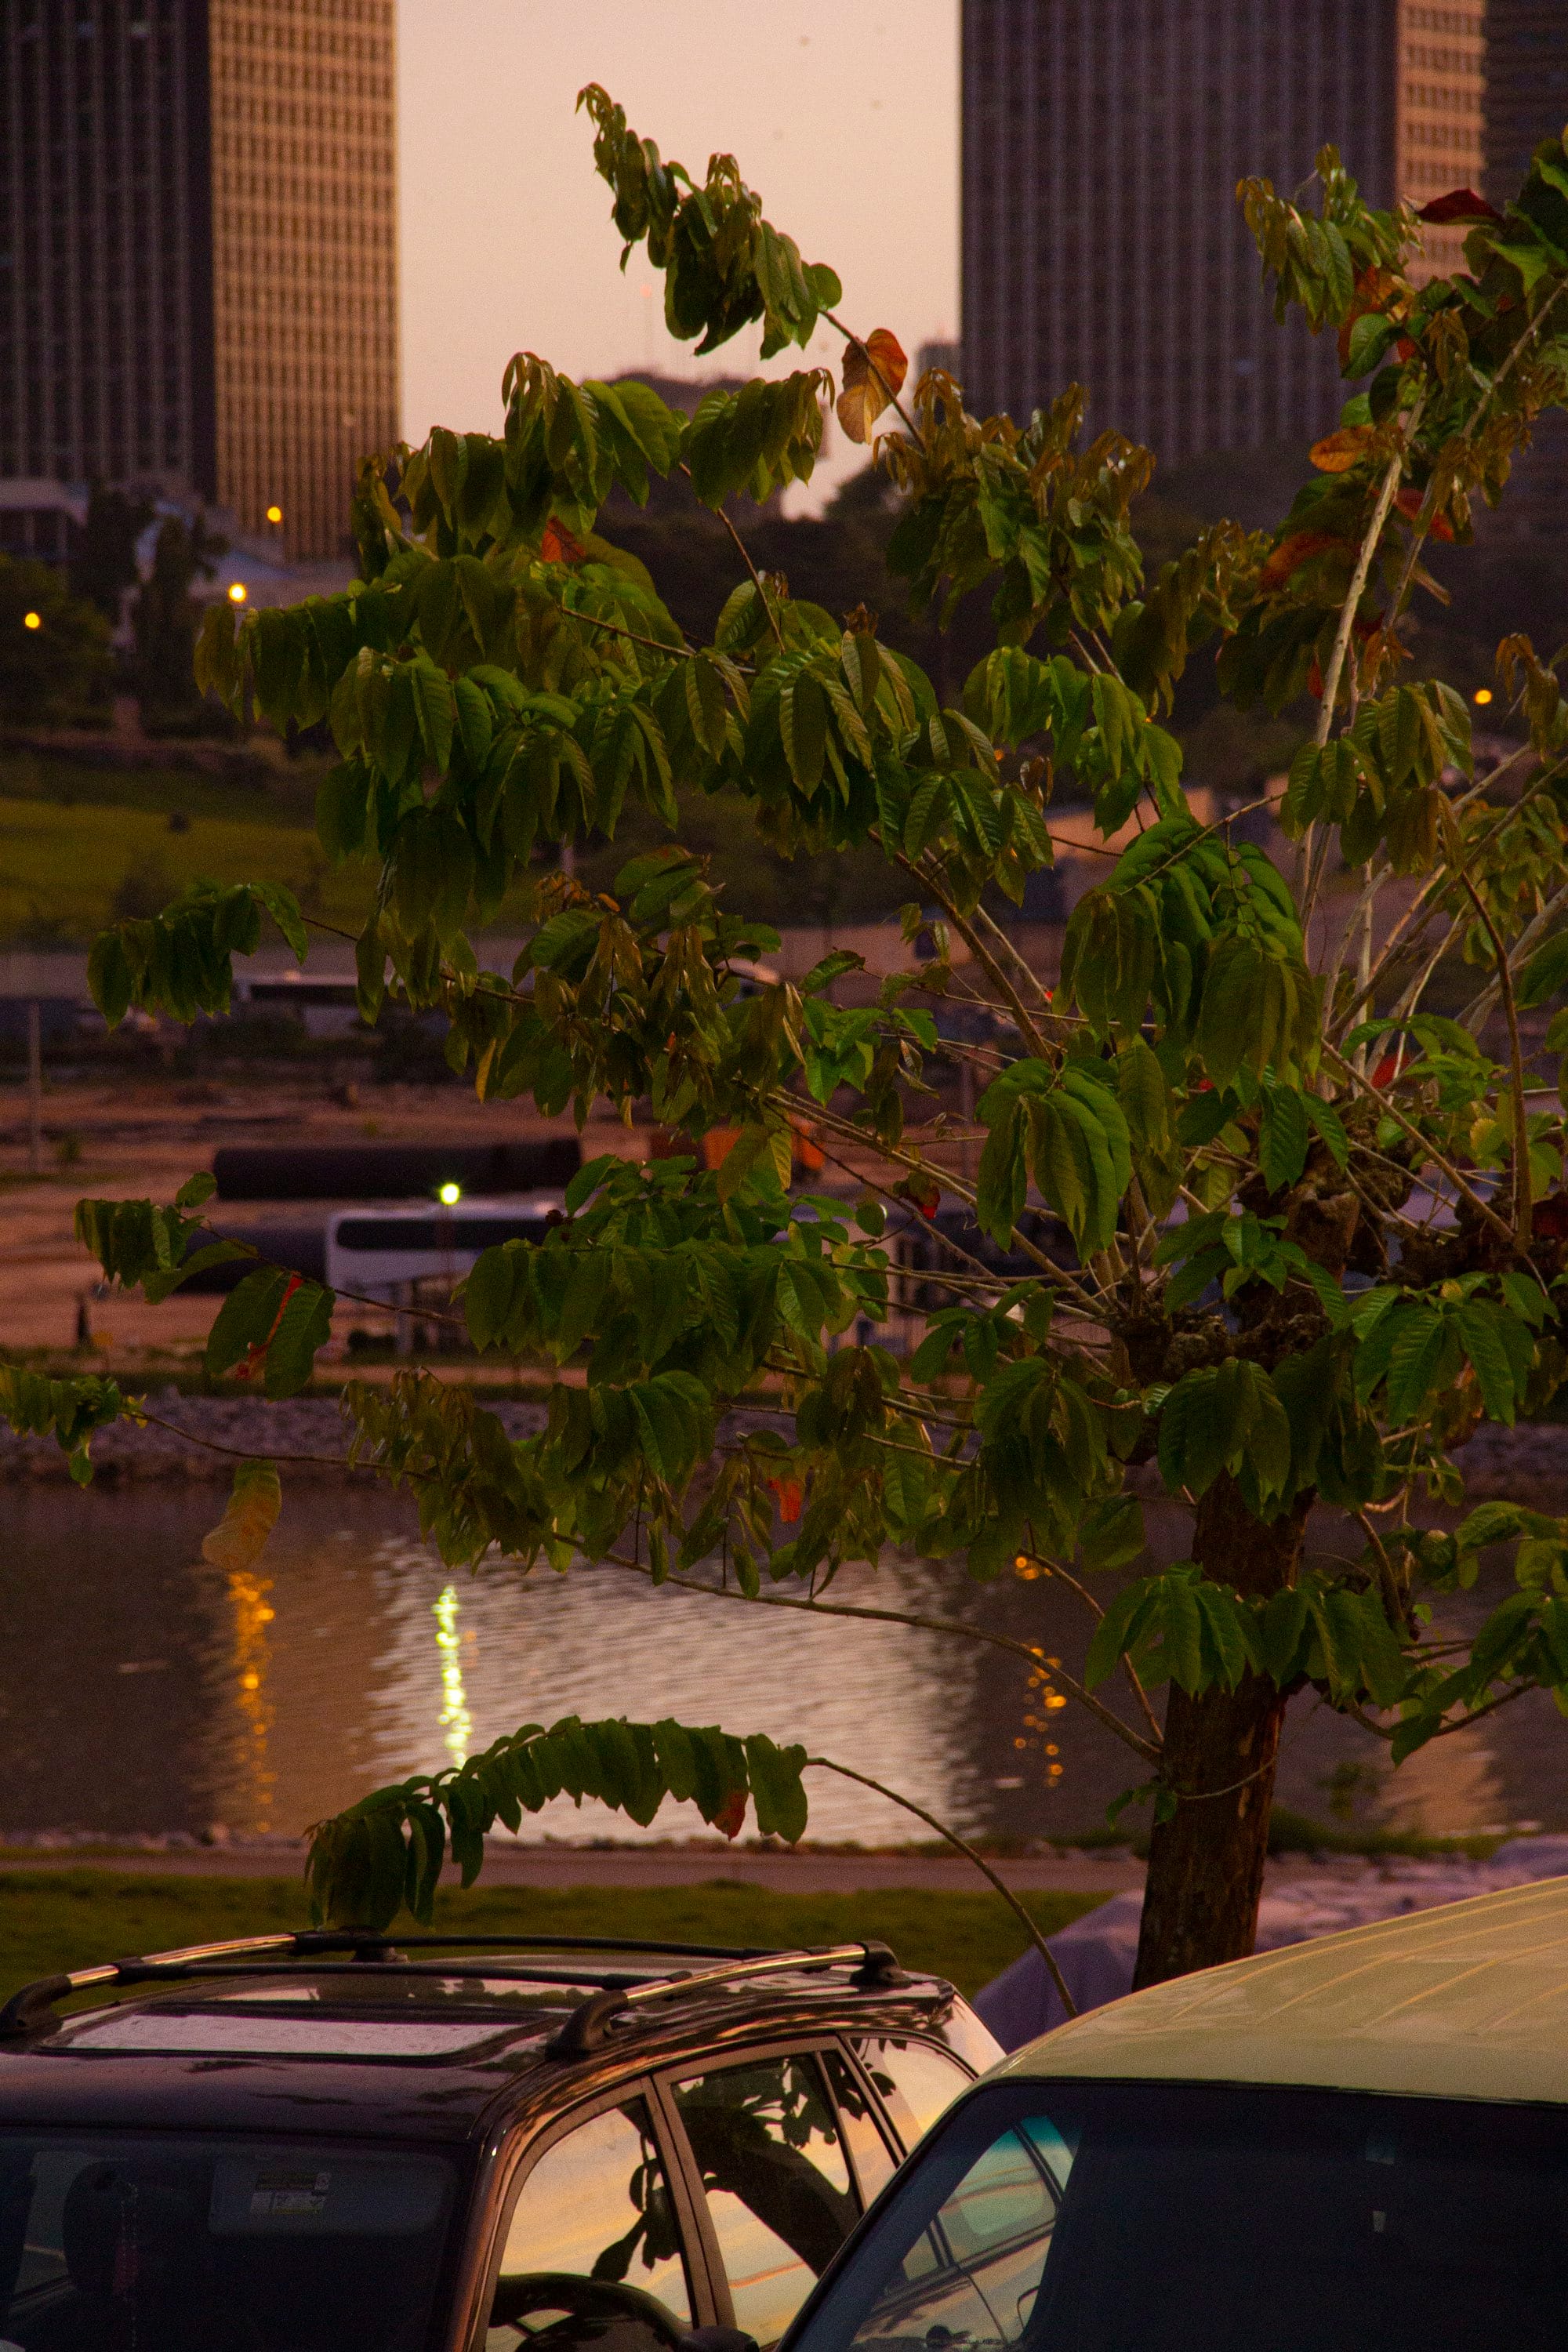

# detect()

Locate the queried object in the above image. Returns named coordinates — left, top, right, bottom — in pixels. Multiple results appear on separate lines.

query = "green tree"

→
left=69, top=482, right=154, bottom=623
left=24, top=103, right=1568, bottom=1977
left=132, top=510, right=228, bottom=733
left=0, top=554, right=114, bottom=725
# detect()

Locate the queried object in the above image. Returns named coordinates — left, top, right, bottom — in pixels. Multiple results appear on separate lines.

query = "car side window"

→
left=671, top=2053, right=857, bottom=2351
left=485, top=2098, right=691, bottom=2352
left=855, top=2038, right=974, bottom=2150
left=822, top=2049, right=898, bottom=2205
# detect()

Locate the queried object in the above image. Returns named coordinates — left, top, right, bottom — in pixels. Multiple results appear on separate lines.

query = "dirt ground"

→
left=0, top=1068, right=926, bottom=1364
left=0, top=1073, right=646, bottom=1360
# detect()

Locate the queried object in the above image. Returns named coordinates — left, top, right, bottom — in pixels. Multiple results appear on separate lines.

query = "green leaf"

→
left=779, top=674, right=828, bottom=795
left=1305, top=1095, right=1349, bottom=1170
left=1450, top=1301, right=1524, bottom=1425
left=1116, top=1036, right=1171, bottom=1152
left=743, top=1733, right=809, bottom=1841
left=1382, top=1305, right=1446, bottom=1427
left=464, top=1245, right=520, bottom=1352
left=205, top=1268, right=291, bottom=1380
left=411, top=659, right=456, bottom=771
left=1258, top=1084, right=1310, bottom=1192
left=1517, top=930, right=1568, bottom=1010
left=1078, top=1492, right=1146, bottom=1572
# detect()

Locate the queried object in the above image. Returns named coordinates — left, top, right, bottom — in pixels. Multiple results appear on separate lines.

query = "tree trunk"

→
left=1132, top=1474, right=1308, bottom=1991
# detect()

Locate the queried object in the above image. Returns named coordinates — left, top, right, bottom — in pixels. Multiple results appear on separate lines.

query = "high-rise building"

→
left=1483, top=0, right=1568, bottom=206
left=0, top=0, right=397, bottom=561
left=1481, top=0, right=1568, bottom=543
left=961, top=2, right=1483, bottom=464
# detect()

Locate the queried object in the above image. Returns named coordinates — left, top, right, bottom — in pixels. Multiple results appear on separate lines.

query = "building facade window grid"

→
left=1, top=0, right=395, bottom=561
left=961, top=0, right=1399, bottom=467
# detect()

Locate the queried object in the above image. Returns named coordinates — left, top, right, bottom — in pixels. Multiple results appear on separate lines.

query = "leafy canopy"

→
left=28, top=107, right=1568, bottom=1929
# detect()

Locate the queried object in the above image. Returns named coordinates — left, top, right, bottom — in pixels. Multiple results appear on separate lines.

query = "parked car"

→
left=782, top=1877, right=1568, bottom=2352
left=0, top=1926, right=1000, bottom=2352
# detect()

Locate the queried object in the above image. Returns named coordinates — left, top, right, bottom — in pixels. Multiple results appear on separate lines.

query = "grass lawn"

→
left=0, top=1871, right=1111, bottom=2008
left=0, top=795, right=375, bottom=942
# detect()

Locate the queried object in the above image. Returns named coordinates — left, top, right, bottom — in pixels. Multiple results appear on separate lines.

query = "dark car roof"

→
left=0, top=1944, right=963, bottom=2144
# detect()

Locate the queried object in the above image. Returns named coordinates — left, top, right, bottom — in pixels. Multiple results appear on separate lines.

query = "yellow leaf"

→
left=201, top=1459, right=283, bottom=1574
left=835, top=328, right=909, bottom=445
left=1308, top=426, right=1375, bottom=474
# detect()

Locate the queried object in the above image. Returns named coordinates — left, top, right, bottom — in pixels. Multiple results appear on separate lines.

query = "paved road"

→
left=0, top=1842, right=1145, bottom=1894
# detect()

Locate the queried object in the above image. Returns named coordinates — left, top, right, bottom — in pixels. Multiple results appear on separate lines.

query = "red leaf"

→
left=1308, top=655, right=1325, bottom=700
left=713, top=1788, right=749, bottom=1842
left=894, top=1172, right=942, bottom=1221
left=836, top=328, right=909, bottom=444
left=541, top=518, right=586, bottom=565
left=766, top=1475, right=804, bottom=1525
left=1260, top=529, right=1341, bottom=590
left=1417, top=188, right=1504, bottom=227
left=1395, top=489, right=1454, bottom=541
left=1534, top=1191, right=1568, bottom=1240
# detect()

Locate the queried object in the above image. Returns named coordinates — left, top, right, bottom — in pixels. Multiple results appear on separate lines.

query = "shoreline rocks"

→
left=4, top=1391, right=1563, bottom=1496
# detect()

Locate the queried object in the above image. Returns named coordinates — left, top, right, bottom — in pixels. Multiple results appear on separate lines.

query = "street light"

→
left=265, top=503, right=282, bottom=524
left=437, top=1181, right=462, bottom=1207
left=1474, top=687, right=1494, bottom=706
left=22, top=611, right=40, bottom=630
left=227, top=581, right=247, bottom=604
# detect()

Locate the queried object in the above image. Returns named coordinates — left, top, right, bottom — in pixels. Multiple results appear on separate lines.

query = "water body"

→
left=2, top=1484, right=1565, bottom=1847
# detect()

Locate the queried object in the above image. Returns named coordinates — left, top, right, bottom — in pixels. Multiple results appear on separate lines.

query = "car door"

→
left=474, top=2081, right=715, bottom=2352
left=655, top=2041, right=895, bottom=2352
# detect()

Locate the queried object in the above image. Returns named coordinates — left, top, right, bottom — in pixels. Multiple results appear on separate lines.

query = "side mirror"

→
left=679, top=2332, right=758, bottom=2352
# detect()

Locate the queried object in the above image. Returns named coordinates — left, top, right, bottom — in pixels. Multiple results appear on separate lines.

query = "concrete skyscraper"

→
left=0, top=0, right=397, bottom=561
left=1481, top=0, right=1568, bottom=543
left=960, top=2, right=1484, bottom=464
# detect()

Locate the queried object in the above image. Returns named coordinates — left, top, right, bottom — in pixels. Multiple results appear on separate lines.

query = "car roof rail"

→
left=0, top=1929, right=405, bottom=2040
left=0, top=1932, right=906, bottom=2044
left=547, top=1941, right=907, bottom=2058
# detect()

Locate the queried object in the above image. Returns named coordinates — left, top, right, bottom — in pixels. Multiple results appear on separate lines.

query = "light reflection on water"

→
left=2, top=1483, right=1566, bottom=1846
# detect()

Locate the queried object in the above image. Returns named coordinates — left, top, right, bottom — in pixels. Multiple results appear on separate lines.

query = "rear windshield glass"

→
left=0, top=2132, right=456, bottom=2352
left=789, top=2078, right=1568, bottom=2352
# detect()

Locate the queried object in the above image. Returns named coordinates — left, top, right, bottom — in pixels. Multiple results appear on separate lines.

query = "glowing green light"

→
left=437, top=1181, right=461, bottom=1206
left=432, top=1584, right=473, bottom=1768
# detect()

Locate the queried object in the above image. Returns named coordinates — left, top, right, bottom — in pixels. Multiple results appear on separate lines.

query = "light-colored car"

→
left=784, top=1878, right=1568, bottom=2352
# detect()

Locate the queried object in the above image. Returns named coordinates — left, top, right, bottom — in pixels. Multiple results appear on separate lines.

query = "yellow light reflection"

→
left=227, top=1569, right=277, bottom=1832
left=433, top=1584, right=474, bottom=1767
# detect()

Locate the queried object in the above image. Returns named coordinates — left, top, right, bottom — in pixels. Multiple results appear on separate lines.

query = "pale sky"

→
left=394, top=0, right=960, bottom=507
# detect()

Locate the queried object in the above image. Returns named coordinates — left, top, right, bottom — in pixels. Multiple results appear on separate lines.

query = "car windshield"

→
left=0, top=2131, right=456, bottom=2352
left=787, top=2078, right=1568, bottom=2352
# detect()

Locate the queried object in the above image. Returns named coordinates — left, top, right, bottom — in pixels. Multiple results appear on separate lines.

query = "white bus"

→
left=325, top=1194, right=566, bottom=1303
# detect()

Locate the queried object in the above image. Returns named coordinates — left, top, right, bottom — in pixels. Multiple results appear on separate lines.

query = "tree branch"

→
left=805, top=1755, right=1079, bottom=2015
left=1457, top=869, right=1534, bottom=1243
left=1319, top=1040, right=1517, bottom=1249
left=1300, top=423, right=1424, bottom=935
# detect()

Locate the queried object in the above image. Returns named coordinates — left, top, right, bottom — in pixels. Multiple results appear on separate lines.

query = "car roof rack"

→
left=0, top=1930, right=908, bottom=2045
left=547, top=1941, right=906, bottom=2057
